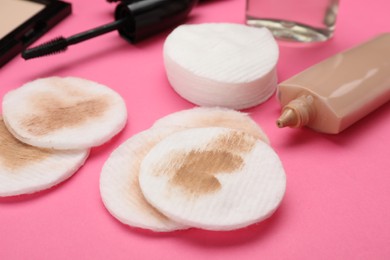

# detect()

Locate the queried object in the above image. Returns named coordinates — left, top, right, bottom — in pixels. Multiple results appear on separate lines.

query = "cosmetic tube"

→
left=276, top=33, right=390, bottom=134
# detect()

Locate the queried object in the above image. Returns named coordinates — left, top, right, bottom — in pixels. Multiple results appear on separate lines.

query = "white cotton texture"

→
left=2, top=76, right=127, bottom=150
left=100, top=128, right=187, bottom=232
left=138, top=127, right=286, bottom=231
left=152, top=106, right=270, bottom=144
left=163, top=23, right=279, bottom=110
left=0, top=150, right=88, bottom=197
left=0, top=116, right=89, bottom=197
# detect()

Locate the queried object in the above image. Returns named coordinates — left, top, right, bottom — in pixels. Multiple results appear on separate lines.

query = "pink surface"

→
left=1, top=0, right=389, bottom=259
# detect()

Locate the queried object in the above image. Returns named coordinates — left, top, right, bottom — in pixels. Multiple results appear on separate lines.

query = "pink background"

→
left=1, top=0, right=389, bottom=259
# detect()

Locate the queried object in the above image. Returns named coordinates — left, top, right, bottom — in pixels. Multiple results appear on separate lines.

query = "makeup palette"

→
left=0, top=0, right=71, bottom=67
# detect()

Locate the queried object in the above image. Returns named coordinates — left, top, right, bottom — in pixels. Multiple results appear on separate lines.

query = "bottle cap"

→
left=115, top=0, right=198, bottom=43
left=277, top=108, right=299, bottom=128
left=276, top=95, right=314, bottom=128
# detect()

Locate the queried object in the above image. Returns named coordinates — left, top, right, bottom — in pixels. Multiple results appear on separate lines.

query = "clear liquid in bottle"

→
left=246, top=0, right=339, bottom=43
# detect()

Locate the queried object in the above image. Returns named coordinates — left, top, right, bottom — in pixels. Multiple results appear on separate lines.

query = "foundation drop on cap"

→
left=276, top=95, right=314, bottom=128
left=276, top=33, right=390, bottom=134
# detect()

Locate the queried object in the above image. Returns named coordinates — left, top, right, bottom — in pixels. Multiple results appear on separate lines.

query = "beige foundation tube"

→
left=276, top=33, right=390, bottom=134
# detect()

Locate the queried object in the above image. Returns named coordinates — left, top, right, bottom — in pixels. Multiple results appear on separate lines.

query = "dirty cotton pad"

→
left=0, top=117, right=89, bottom=197
left=2, top=76, right=127, bottom=150
left=100, top=128, right=187, bottom=232
left=152, top=106, right=270, bottom=144
left=138, top=127, right=286, bottom=231
left=164, top=23, right=279, bottom=110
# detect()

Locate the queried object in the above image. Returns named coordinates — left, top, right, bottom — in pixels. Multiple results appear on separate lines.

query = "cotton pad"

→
left=152, top=106, right=269, bottom=144
left=2, top=76, right=127, bottom=150
left=139, top=127, right=286, bottom=231
left=100, top=128, right=187, bottom=232
left=163, top=23, right=279, bottom=110
left=0, top=117, right=89, bottom=197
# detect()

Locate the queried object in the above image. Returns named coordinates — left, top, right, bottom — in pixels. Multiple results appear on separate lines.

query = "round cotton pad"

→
left=139, top=127, right=286, bottom=231
left=2, top=77, right=127, bottom=150
left=100, top=128, right=187, bottom=232
left=164, top=23, right=279, bottom=109
left=152, top=106, right=269, bottom=144
left=0, top=118, right=89, bottom=197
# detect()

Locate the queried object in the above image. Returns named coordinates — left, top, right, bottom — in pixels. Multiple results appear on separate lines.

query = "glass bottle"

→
left=246, top=0, right=339, bottom=43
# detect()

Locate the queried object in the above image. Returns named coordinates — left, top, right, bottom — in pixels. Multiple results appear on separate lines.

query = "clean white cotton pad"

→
left=139, top=127, right=286, bottom=231
left=0, top=117, right=89, bottom=197
left=152, top=106, right=269, bottom=144
left=2, top=76, right=127, bottom=150
left=100, top=128, right=187, bottom=232
left=163, top=23, right=279, bottom=110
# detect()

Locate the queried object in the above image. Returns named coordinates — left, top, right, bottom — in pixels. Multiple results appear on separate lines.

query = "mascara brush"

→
left=22, top=19, right=126, bottom=59
left=22, top=0, right=198, bottom=60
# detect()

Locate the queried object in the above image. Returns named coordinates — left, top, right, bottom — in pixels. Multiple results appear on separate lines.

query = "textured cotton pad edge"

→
left=0, top=122, right=89, bottom=197
left=139, top=127, right=286, bottom=231
left=2, top=77, right=128, bottom=150
left=100, top=128, right=188, bottom=232
left=0, top=149, right=89, bottom=197
left=163, top=23, right=279, bottom=109
left=164, top=54, right=278, bottom=110
left=151, top=106, right=270, bottom=144
left=164, top=23, right=279, bottom=83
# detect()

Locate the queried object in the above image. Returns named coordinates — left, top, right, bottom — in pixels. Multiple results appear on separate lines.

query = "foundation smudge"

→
left=171, top=150, right=244, bottom=195
left=169, top=131, right=256, bottom=196
left=129, top=140, right=171, bottom=222
left=130, top=169, right=170, bottom=222
left=21, top=88, right=110, bottom=136
left=0, top=118, right=52, bottom=170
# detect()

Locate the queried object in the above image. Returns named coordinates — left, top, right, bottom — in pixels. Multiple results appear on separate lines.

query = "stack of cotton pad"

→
left=163, top=23, right=279, bottom=110
left=100, top=107, right=286, bottom=232
left=0, top=77, right=127, bottom=197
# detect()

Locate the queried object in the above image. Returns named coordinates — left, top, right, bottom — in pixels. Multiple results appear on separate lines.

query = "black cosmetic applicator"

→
left=22, top=0, right=198, bottom=60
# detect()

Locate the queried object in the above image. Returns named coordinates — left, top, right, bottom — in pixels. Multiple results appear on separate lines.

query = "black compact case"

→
left=0, top=0, right=71, bottom=68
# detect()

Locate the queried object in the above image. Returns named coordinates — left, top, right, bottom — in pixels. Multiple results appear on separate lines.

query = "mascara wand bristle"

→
left=22, top=37, right=68, bottom=60
left=21, top=19, right=125, bottom=60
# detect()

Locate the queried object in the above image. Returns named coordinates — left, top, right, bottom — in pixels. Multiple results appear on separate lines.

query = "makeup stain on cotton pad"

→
left=0, top=118, right=52, bottom=170
left=129, top=157, right=172, bottom=222
left=2, top=76, right=127, bottom=151
left=210, top=130, right=256, bottom=153
left=170, top=131, right=256, bottom=195
left=21, top=91, right=110, bottom=136
left=151, top=107, right=270, bottom=144
left=100, top=128, right=187, bottom=232
left=140, top=127, right=286, bottom=230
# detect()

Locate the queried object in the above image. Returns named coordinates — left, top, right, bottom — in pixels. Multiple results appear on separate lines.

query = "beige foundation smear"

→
left=152, top=106, right=270, bottom=143
left=0, top=117, right=89, bottom=197
left=2, top=76, right=127, bottom=150
left=168, top=130, right=256, bottom=196
left=100, top=128, right=187, bottom=232
left=139, top=127, right=286, bottom=231
left=100, top=107, right=273, bottom=231
left=0, top=117, right=52, bottom=170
